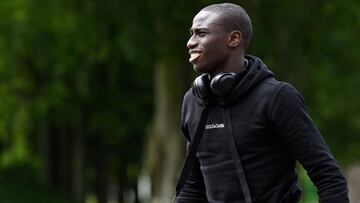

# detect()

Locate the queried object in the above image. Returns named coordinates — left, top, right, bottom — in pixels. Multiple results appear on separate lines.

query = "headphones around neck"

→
left=193, top=72, right=237, bottom=99
left=192, top=59, right=249, bottom=99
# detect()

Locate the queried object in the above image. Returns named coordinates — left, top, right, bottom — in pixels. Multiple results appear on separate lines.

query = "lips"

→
left=189, top=51, right=202, bottom=63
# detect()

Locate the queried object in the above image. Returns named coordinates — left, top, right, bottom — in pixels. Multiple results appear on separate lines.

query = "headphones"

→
left=193, top=72, right=237, bottom=99
left=192, top=59, right=249, bottom=99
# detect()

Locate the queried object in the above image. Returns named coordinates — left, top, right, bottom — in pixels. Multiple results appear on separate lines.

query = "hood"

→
left=193, top=55, right=274, bottom=106
left=225, top=55, right=274, bottom=104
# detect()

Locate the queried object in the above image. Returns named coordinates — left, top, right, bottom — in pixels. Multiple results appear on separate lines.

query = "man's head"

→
left=187, top=3, right=252, bottom=75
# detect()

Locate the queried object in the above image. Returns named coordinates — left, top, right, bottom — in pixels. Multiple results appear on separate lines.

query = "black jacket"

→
left=176, top=55, right=349, bottom=203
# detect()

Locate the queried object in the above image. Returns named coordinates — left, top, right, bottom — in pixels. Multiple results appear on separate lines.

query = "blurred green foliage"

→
left=0, top=0, right=154, bottom=201
left=0, top=0, right=359, bottom=202
left=298, top=164, right=317, bottom=203
left=0, top=175, right=71, bottom=203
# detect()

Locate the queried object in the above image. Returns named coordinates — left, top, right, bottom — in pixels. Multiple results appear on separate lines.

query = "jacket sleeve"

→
left=271, top=84, right=349, bottom=203
left=176, top=92, right=208, bottom=203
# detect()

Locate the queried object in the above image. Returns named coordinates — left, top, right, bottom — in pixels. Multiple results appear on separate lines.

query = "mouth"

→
left=189, top=51, right=202, bottom=63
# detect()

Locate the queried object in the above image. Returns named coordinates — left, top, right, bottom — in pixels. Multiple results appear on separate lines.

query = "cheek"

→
left=206, top=38, right=228, bottom=53
left=207, top=43, right=228, bottom=60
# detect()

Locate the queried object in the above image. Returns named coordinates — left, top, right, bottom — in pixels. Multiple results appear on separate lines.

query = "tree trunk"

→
left=117, top=168, right=126, bottom=203
left=133, top=183, right=140, bottom=203
left=71, top=128, right=84, bottom=203
left=47, top=123, right=70, bottom=194
left=38, top=120, right=49, bottom=184
left=95, top=135, right=109, bottom=203
left=147, top=61, right=190, bottom=203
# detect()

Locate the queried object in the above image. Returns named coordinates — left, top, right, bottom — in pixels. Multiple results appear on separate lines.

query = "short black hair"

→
left=201, top=3, right=253, bottom=50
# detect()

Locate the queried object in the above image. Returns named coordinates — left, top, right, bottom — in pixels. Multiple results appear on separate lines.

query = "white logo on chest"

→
left=205, top=123, right=225, bottom=130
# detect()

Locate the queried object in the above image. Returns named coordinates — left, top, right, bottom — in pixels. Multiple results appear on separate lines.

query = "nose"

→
left=187, top=35, right=197, bottom=49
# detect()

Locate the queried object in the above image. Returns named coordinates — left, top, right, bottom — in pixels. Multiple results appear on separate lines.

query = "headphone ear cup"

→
left=193, top=74, right=212, bottom=99
left=210, top=73, right=237, bottom=96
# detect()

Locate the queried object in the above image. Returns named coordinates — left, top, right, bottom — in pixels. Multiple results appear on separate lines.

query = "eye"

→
left=198, top=32, right=207, bottom=37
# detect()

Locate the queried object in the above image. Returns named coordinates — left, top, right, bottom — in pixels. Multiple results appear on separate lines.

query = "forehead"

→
left=191, top=11, right=223, bottom=29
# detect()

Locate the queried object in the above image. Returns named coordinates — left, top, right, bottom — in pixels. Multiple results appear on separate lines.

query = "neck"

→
left=209, top=54, right=246, bottom=77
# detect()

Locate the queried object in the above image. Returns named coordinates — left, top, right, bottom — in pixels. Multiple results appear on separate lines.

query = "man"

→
left=175, top=3, right=349, bottom=203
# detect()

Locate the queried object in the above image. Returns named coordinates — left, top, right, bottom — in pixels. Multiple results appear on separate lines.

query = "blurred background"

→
left=0, top=0, right=359, bottom=202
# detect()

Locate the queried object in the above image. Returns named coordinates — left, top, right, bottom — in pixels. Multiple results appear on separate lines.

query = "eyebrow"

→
left=189, top=28, right=208, bottom=34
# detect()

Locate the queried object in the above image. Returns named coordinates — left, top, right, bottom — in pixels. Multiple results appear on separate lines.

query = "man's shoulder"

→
left=254, top=77, right=288, bottom=95
left=181, top=88, right=200, bottom=111
left=261, top=77, right=285, bottom=88
left=259, top=76, right=303, bottom=94
left=250, top=78, right=306, bottom=108
left=182, top=88, right=195, bottom=105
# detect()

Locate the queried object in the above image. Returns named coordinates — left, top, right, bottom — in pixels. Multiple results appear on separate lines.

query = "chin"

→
left=193, top=65, right=208, bottom=73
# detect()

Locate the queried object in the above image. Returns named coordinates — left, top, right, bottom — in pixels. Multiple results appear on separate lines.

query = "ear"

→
left=228, top=30, right=242, bottom=48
